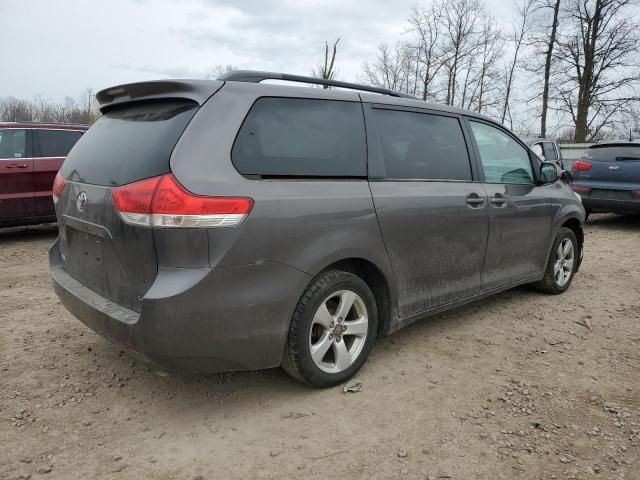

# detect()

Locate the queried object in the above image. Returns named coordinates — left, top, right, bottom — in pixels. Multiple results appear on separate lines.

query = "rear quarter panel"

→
left=169, top=82, right=397, bottom=310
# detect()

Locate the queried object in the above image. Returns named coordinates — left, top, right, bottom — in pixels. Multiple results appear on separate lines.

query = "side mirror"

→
left=540, top=162, right=559, bottom=184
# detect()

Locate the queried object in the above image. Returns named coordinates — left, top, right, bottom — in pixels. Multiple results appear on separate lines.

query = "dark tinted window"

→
left=584, top=145, right=640, bottom=161
left=62, top=99, right=197, bottom=186
left=37, top=129, right=83, bottom=157
left=470, top=121, right=533, bottom=184
left=371, top=108, right=472, bottom=180
left=232, top=97, right=366, bottom=177
left=0, top=129, right=27, bottom=159
left=543, top=142, right=558, bottom=161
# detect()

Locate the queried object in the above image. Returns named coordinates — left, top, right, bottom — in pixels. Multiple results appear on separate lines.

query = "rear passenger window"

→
left=37, top=130, right=83, bottom=157
left=370, top=108, right=472, bottom=181
left=232, top=98, right=366, bottom=177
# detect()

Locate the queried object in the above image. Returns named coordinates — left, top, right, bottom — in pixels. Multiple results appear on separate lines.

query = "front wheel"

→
left=534, top=227, right=578, bottom=294
left=282, top=270, right=378, bottom=387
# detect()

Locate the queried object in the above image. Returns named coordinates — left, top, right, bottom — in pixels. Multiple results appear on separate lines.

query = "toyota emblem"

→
left=76, top=191, right=88, bottom=211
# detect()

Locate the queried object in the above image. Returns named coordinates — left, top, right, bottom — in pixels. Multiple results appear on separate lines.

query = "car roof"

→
left=218, top=70, right=508, bottom=126
left=0, top=122, right=89, bottom=130
left=96, top=72, right=507, bottom=130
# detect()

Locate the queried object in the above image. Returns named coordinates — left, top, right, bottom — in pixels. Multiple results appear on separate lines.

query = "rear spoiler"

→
left=96, top=79, right=223, bottom=113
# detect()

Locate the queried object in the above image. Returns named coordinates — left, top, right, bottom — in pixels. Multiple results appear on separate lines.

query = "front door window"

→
left=469, top=122, right=533, bottom=184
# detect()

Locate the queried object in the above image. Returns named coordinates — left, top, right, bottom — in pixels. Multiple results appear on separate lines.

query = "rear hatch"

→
left=55, top=85, right=212, bottom=312
left=572, top=143, right=640, bottom=197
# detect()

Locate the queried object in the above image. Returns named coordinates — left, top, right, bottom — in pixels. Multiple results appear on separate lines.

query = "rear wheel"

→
left=534, top=227, right=578, bottom=294
left=282, top=270, right=378, bottom=387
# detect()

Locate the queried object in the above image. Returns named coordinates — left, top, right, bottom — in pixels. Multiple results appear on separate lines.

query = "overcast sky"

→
left=1, top=0, right=514, bottom=101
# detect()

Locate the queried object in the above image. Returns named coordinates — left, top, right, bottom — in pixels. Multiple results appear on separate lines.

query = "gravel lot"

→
left=1, top=214, right=639, bottom=480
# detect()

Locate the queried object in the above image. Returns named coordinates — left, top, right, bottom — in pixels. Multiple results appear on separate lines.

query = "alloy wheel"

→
left=308, top=290, right=369, bottom=374
left=554, top=238, right=575, bottom=287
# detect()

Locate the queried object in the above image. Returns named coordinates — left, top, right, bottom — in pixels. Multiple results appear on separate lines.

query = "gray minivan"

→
left=50, top=71, right=585, bottom=387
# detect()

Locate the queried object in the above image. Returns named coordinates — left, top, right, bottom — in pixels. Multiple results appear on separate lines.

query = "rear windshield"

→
left=61, top=99, right=197, bottom=186
left=584, top=145, right=640, bottom=162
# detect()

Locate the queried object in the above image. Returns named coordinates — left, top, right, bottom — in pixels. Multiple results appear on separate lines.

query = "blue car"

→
left=570, top=141, right=640, bottom=216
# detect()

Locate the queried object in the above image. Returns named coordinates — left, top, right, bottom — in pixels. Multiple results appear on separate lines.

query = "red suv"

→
left=0, top=122, right=88, bottom=227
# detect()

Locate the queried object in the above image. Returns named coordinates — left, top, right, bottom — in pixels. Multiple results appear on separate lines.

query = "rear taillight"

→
left=571, top=185, right=591, bottom=193
left=632, top=190, right=640, bottom=198
left=112, top=174, right=253, bottom=228
left=573, top=160, right=592, bottom=172
left=52, top=171, right=66, bottom=204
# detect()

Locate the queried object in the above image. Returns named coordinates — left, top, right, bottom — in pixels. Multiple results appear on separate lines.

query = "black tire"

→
left=282, top=270, right=378, bottom=387
left=584, top=209, right=591, bottom=222
left=533, top=227, right=578, bottom=294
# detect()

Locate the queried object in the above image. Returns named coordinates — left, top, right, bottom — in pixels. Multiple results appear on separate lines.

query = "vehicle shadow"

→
left=0, top=223, right=58, bottom=242
left=587, top=213, right=640, bottom=230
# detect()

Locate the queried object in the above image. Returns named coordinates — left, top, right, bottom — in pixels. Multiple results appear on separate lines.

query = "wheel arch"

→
left=541, top=203, right=585, bottom=276
left=561, top=216, right=584, bottom=271
left=562, top=217, right=583, bottom=249
left=315, top=257, right=396, bottom=336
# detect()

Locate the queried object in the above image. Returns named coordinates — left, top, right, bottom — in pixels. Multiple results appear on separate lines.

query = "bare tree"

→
left=475, top=17, right=504, bottom=114
left=501, top=0, right=535, bottom=125
left=555, top=0, right=640, bottom=142
left=79, top=88, right=95, bottom=120
left=455, top=16, right=504, bottom=114
left=0, top=89, right=100, bottom=124
left=360, top=42, right=416, bottom=93
left=407, top=3, right=447, bottom=100
left=357, top=0, right=639, bottom=139
left=0, top=97, right=33, bottom=122
left=314, top=38, right=340, bottom=88
left=537, top=0, right=562, bottom=137
left=361, top=0, right=504, bottom=115
left=441, top=0, right=485, bottom=106
left=208, top=64, right=238, bottom=79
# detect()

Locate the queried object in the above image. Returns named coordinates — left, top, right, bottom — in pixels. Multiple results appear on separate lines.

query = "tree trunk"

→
left=573, top=0, right=602, bottom=142
left=501, top=1, right=532, bottom=124
left=501, top=49, right=519, bottom=123
left=540, top=0, right=561, bottom=138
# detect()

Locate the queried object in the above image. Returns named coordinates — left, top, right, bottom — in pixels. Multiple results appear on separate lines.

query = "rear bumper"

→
left=582, top=197, right=640, bottom=214
left=50, top=240, right=310, bottom=373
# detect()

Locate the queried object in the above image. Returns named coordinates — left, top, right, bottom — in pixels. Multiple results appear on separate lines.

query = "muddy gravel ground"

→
left=1, top=214, right=639, bottom=480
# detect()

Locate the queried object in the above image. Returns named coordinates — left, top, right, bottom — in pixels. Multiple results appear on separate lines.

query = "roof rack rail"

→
left=218, top=70, right=418, bottom=99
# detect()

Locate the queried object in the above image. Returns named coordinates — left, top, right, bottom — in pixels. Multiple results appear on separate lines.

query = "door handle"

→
left=6, top=163, right=28, bottom=169
left=465, top=193, right=486, bottom=208
left=489, top=193, right=507, bottom=207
